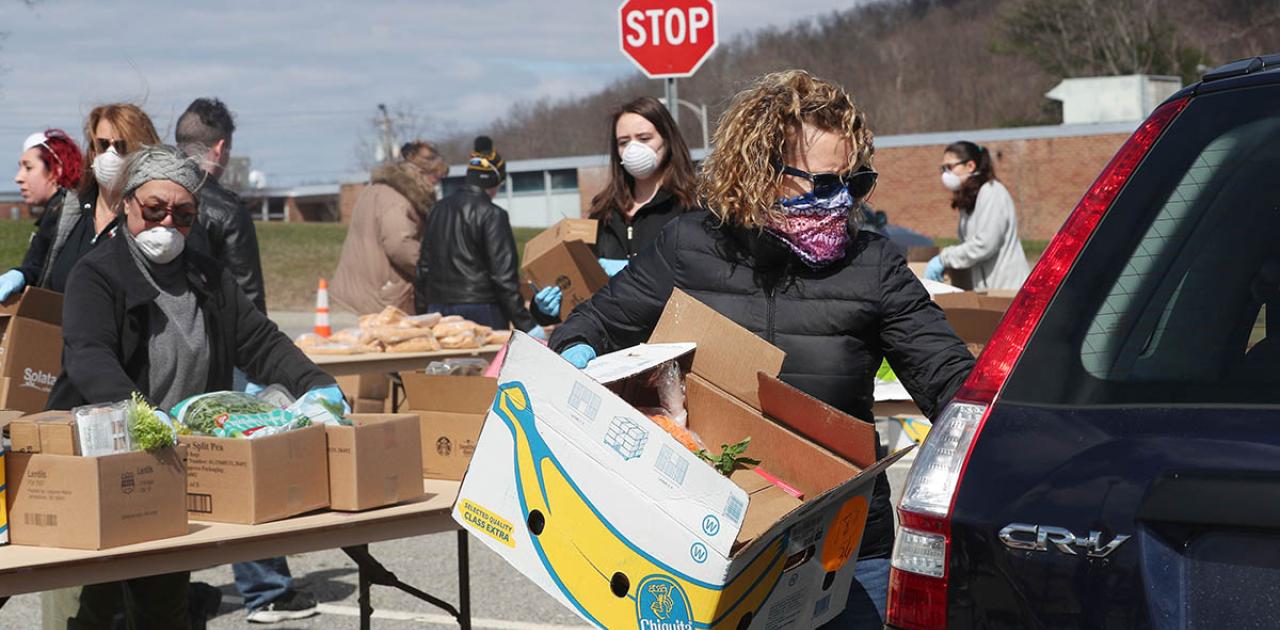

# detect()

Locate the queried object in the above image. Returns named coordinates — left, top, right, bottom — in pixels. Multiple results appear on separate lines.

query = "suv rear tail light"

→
left=886, top=95, right=1190, bottom=630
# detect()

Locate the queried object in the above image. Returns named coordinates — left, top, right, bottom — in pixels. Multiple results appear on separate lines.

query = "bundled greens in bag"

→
left=171, top=391, right=308, bottom=439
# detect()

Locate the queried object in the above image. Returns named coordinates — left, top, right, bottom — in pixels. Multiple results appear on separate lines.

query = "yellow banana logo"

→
left=487, top=382, right=788, bottom=629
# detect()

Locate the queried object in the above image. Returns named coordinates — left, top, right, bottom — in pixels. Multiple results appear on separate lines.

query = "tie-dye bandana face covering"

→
left=764, top=187, right=854, bottom=268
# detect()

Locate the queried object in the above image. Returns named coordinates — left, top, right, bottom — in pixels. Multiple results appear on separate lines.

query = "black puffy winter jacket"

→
left=187, top=176, right=268, bottom=314
left=594, top=187, right=689, bottom=260
left=550, top=211, right=974, bottom=560
left=416, top=185, right=535, bottom=330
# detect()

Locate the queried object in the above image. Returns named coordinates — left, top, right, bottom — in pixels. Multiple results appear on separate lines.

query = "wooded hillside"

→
left=436, top=0, right=1279, bottom=162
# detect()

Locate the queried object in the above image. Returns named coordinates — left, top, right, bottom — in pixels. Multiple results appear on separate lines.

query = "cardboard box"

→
left=401, top=373, right=496, bottom=480
left=521, top=219, right=608, bottom=320
left=326, top=414, right=425, bottom=511
left=182, top=424, right=330, bottom=524
left=454, top=290, right=906, bottom=628
left=0, top=288, right=63, bottom=413
left=352, top=397, right=387, bottom=414
left=934, top=291, right=1015, bottom=355
left=9, top=411, right=78, bottom=455
left=0, top=450, right=8, bottom=545
left=337, top=374, right=390, bottom=402
left=6, top=447, right=188, bottom=549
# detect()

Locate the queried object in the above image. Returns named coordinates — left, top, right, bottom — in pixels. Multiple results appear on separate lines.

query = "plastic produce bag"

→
left=171, top=391, right=309, bottom=439
left=74, top=401, right=132, bottom=456
left=424, top=358, right=490, bottom=376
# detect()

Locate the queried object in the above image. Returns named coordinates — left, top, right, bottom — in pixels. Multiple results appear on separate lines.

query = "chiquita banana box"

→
left=0, top=448, right=7, bottom=545
left=454, top=292, right=908, bottom=629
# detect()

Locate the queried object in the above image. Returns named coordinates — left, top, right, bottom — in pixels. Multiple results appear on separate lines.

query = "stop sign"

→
left=618, top=0, right=718, bottom=79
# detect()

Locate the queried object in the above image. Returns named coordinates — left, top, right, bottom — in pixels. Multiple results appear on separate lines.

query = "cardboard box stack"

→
left=182, top=423, right=330, bottom=524
left=5, top=410, right=188, bottom=549
left=0, top=288, right=63, bottom=414
left=521, top=219, right=607, bottom=320
left=326, top=413, right=425, bottom=511
left=453, top=290, right=905, bottom=628
left=400, top=373, right=496, bottom=480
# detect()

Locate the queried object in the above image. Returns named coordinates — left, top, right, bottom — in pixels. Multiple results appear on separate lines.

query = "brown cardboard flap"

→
left=757, top=374, right=877, bottom=469
left=0, top=287, right=62, bottom=325
left=522, top=219, right=598, bottom=267
left=686, top=375, right=857, bottom=502
left=735, top=484, right=805, bottom=546
left=400, top=373, right=497, bottom=414
left=650, top=289, right=785, bottom=410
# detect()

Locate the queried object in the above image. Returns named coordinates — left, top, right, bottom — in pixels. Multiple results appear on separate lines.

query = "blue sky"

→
left=0, top=0, right=859, bottom=189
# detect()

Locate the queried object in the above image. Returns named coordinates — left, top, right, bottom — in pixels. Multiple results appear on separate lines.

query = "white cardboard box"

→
left=453, top=291, right=907, bottom=629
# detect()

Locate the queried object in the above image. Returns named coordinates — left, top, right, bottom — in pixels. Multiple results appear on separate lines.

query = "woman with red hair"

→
left=4, top=129, right=84, bottom=300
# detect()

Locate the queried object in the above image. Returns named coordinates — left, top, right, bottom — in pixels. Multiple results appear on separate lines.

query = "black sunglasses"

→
left=95, top=138, right=128, bottom=154
left=781, top=165, right=878, bottom=199
left=137, top=202, right=197, bottom=227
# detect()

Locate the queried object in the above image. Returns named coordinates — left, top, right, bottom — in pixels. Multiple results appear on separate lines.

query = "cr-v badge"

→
left=998, top=523, right=1130, bottom=558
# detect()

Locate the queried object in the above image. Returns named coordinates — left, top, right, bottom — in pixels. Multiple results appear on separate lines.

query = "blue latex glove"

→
left=561, top=344, right=597, bottom=369
left=527, top=325, right=548, bottom=341
left=308, top=384, right=352, bottom=414
left=598, top=258, right=629, bottom=277
left=0, top=269, right=25, bottom=302
left=533, top=285, right=562, bottom=316
left=244, top=381, right=266, bottom=396
left=925, top=255, right=945, bottom=282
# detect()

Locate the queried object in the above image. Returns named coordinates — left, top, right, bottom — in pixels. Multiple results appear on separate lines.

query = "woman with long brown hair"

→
left=925, top=140, right=1029, bottom=290
left=550, top=70, right=974, bottom=627
left=531, top=96, right=696, bottom=320
left=7, top=104, right=161, bottom=297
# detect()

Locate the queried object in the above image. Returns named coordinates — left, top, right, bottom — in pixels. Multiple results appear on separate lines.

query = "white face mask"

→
left=620, top=141, right=661, bottom=180
left=135, top=226, right=185, bottom=264
left=941, top=169, right=965, bottom=191
left=93, top=146, right=125, bottom=190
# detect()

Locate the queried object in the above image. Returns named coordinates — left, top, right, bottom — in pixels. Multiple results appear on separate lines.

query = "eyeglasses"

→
left=137, top=202, right=197, bottom=227
left=939, top=161, right=967, bottom=173
left=781, top=165, right=878, bottom=199
left=95, top=138, right=128, bottom=155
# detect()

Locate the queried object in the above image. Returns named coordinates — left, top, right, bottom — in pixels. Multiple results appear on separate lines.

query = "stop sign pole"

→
left=618, top=0, right=718, bottom=125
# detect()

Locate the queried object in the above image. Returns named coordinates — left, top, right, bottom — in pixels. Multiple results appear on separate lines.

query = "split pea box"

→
left=0, top=287, right=63, bottom=414
left=326, top=414, right=424, bottom=511
left=454, top=290, right=906, bottom=629
left=5, top=446, right=188, bottom=550
left=521, top=219, right=607, bottom=320
left=181, top=423, right=329, bottom=524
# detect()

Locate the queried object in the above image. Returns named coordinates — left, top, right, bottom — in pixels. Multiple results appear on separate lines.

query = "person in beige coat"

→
left=332, top=141, right=447, bottom=314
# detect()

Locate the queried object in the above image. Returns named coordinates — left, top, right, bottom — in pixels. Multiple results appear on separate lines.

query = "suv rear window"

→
left=1003, top=83, right=1280, bottom=406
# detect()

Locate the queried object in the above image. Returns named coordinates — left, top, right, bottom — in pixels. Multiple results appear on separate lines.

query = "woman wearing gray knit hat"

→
left=40, top=145, right=346, bottom=630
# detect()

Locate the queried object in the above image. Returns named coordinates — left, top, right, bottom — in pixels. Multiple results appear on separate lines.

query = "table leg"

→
left=356, top=544, right=373, bottom=630
left=458, top=529, right=472, bottom=630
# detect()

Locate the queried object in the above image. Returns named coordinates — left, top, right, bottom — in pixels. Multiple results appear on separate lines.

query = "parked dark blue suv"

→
left=887, top=54, right=1280, bottom=629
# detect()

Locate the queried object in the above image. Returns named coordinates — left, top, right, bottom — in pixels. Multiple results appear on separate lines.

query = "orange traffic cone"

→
left=314, top=278, right=332, bottom=337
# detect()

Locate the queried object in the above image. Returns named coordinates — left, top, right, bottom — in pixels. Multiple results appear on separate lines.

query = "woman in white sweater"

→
left=926, top=141, right=1030, bottom=291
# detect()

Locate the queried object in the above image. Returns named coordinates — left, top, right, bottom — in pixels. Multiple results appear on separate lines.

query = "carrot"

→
left=646, top=414, right=705, bottom=453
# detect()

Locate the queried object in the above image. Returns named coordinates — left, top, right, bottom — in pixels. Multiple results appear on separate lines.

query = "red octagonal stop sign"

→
left=619, top=0, right=718, bottom=79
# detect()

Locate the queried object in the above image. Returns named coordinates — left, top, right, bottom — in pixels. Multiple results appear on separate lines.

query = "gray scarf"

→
left=124, top=230, right=209, bottom=410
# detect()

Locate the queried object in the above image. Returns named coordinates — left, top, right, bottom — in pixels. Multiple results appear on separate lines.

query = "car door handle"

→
left=1137, top=471, right=1280, bottom=529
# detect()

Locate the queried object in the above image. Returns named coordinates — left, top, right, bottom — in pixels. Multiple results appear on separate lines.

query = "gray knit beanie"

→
left=121, top=144, right=206, bottom=199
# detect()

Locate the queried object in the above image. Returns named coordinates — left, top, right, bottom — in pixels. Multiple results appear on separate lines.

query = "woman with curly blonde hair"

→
left=549, top=70, right=973, bottom=627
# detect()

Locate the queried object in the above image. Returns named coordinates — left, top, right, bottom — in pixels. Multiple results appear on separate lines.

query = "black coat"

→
left=187, top=176, right=268, bottom=314
left=47, top=234, right=334, bottom=410
left=550, top=211, right=975, bottom=560
left=593, top=188, right=689, bottom=260
left=15, top=187, right=116, bottom=293
left=415, top=185, right=534, bottom=330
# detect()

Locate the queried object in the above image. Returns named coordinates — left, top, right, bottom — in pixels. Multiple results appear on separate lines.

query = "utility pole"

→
left=377, top=103, right=394, bottom=164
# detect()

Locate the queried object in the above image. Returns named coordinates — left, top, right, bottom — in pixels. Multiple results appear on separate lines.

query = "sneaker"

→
left=246, top=589, right=319, bottom=624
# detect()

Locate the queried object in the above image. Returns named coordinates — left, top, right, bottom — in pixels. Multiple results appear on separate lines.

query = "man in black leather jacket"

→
left=176, top=98, right=267, bottom=314
left=416, top=136, right=538, bottom=333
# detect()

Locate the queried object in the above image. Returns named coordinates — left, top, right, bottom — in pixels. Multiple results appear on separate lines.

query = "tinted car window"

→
left=1004, top=84, right=1280, bottom=406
